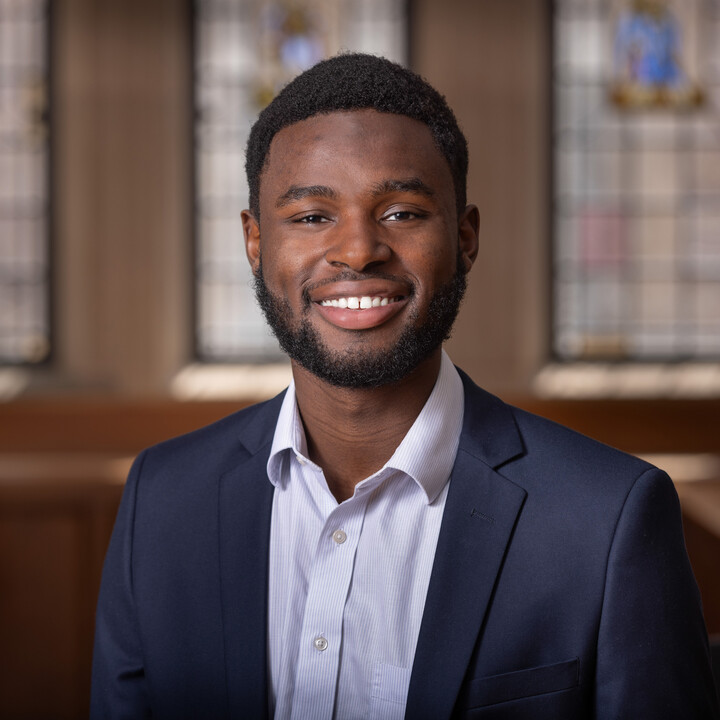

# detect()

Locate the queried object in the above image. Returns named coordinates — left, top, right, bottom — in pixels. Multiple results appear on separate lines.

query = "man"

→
left=91, top=54, right=718, bottom=719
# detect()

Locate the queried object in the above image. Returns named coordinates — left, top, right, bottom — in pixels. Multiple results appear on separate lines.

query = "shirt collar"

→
left=267, top=350, right=465, bottom=504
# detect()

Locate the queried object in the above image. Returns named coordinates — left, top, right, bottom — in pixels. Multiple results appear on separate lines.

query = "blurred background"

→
left=1, top=0, right=719, bottom=716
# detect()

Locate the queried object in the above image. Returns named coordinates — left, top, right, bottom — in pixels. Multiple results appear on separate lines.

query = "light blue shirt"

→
left=266, top=351, right=465, bottom=720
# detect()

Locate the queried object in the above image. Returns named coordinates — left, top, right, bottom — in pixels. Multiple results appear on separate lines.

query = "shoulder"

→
left=456, top=369, right=682, bottom=576
left=509, top=402, right=651, bottom=478
left=457, top=368, right=658, bottom=503
left=132, top=390, right=286, bottom=485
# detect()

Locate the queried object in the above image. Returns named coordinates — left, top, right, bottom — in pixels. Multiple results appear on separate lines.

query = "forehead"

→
left=259, top=109, right=453, bottom=201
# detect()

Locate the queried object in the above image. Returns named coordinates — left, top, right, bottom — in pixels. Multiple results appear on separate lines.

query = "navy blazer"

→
left=91, top=371, right=719, bottom=719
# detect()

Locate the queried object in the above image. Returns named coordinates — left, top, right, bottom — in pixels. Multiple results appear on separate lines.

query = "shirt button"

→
left=332, top=529, right=347, bottom=544
left=296, top=455, right=306, bottom=465
left=313, top=636, right=328, bottom=652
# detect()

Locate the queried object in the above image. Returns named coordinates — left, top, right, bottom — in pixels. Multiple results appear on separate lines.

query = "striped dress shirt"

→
left=266, top=351, right=464, bottom=720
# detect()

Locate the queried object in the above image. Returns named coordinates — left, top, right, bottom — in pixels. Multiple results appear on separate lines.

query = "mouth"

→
left=319, top=295, right=404, bottom=310
left=310, top=281, right=411, bottom=331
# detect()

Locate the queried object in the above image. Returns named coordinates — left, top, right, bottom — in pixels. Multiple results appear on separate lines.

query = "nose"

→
left=324, top=216, right=392, bottom=272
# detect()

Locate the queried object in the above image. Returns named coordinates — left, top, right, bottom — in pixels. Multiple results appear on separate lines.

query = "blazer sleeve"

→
left=595, top=467, right=719, bottom=719
left=90, top=451, right=151, bottom=719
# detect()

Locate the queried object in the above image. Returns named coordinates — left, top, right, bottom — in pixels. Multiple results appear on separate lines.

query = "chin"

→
left=254, top=257, right=467, bottom=388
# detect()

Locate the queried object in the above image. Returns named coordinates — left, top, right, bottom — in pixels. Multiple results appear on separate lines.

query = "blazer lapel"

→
left=218, top=394, right=284, bottom=720
left=405, top=374, right=527, bottom=720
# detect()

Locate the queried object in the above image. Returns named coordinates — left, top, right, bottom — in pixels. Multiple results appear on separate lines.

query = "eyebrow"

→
left=274, top=177, right=435, bottom=209
left=275, top=185, right=337, bottom=208
left=371, top=177, right=435, bottom=199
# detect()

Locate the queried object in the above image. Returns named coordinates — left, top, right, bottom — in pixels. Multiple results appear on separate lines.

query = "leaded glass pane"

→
left=0, top=0, right=50, bottom=364
left=553, top=0, right=720, bottom=361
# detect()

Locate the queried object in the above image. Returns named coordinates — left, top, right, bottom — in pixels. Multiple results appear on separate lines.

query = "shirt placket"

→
left=289, top=485, right=368, bottom=720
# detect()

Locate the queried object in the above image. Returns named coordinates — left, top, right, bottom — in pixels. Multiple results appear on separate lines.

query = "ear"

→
left=242, top=210, right=261, bottom=275
left=458, top=204, right=480, bottom=273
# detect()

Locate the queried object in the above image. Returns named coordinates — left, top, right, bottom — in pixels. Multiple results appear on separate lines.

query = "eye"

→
left=295, top=214, right=329, bottom=224
left=383, top=209, right=425, bottom=222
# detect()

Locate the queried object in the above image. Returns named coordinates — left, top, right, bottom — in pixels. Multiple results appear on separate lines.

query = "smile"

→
left=319, top=296, right=403, bottom=310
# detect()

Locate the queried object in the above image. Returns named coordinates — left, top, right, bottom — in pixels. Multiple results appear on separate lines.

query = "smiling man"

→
left=91, top=54, right=719, bottom=719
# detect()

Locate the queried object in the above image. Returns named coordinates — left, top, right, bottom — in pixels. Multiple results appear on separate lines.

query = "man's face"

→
left=243, top=109, right=478, bottom=388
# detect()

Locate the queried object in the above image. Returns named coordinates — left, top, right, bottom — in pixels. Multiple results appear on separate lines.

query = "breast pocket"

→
left=463, top=658, right=580, bottom=709
left=368, top=662, right=412, bottom=720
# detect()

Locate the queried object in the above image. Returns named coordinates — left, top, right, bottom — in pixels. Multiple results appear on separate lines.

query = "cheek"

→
left=412, top=238, right=458, bottom=288
left=260, top=242, right=316, bottom=304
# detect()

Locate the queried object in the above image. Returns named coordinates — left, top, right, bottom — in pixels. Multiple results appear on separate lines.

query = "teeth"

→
left=320, top=296, right=401, bottom=310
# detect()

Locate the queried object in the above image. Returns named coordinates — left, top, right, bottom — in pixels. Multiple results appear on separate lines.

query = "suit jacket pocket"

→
left=463, top=658, right=579, bottom=709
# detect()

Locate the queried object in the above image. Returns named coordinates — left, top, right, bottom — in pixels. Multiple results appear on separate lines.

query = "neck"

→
left=291, top=350, right=443, bottom=502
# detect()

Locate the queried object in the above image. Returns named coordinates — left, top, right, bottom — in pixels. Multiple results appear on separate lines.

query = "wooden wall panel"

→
left=1, top=397, right=719, bottom=455
left=0, top=399, right=245, bottom=454
left=0, top=460, right=125, bottom=719
left=1, top=513, right=84, bottom=718
left=684, top=511, right=720, bottom=635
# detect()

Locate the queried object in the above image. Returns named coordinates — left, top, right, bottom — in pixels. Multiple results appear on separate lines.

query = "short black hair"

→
left=245, top=52, right=468, bottom=219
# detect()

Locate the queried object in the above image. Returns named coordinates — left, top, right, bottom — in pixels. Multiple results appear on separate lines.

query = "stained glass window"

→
left=194, top=0, right=408, bottom=361
left=553, top=0, right=720, bottom=361
left=0, top=0, right=50, bottom=364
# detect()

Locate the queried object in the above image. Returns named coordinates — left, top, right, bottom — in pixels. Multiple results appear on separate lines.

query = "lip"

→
left=309, top=279, right=411, bottom=331
left=310, top=279, right=410, bottom=301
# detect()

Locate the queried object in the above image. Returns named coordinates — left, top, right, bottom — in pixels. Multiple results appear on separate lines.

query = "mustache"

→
left=301, top=270, right=415, bottom=305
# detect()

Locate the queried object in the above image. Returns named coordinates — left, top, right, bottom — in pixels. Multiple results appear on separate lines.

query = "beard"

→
left=253, top=256, right=467, bottom=389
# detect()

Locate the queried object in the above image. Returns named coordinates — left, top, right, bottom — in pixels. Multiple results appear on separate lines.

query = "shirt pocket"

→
left=368, top=662, right=412, bottom=720
left=463, top=657, right=580, bottom=709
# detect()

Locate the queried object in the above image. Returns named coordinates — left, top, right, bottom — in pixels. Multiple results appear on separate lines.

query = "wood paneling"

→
left=0, top=457, right=126, bottom=719
left=508, top=397, right=720, bottom=455
left=0, top=398, right=246, bottom=454
left=1, top=396, right=719, bottom=455
left=682, top=510, right=720, bottom=635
